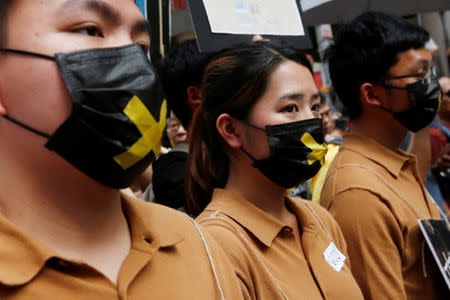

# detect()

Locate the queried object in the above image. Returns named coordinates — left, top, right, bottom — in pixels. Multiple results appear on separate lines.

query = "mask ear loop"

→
left=235, top=118, right=266, bottom=162
left=0, top=48, right=55, bottom=61
left=3, top=115, right=52, bottom=139
left=0, top=48, right=55, bottom=139
left=373, top=82, right=411, bottom=114
left=236, top=118, right=266, bottom=131
left=239, top=146, right=257, bottom=162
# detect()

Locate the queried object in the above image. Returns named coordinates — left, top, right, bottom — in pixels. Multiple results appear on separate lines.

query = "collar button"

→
left=49, top=258, right=71, bottom=270
left=282, top=227, right=293, bottom=234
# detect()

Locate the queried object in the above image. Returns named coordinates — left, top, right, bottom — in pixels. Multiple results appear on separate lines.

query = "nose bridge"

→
left=106, top=30, right=135, bottom=48
left=301, top=107, right=316, bottom=120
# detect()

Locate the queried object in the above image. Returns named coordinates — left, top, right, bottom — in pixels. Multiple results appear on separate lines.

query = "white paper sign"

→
left=201, top=0, right=305, bottom=36
left=323, top=242, right=346, bottom=272
left=418, top=219, right=450, bottom=290
left=300, top=0, right=333, bottom=11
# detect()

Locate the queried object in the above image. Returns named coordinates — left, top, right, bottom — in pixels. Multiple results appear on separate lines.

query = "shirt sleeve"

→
left=328, top=189, right=407, bottom=300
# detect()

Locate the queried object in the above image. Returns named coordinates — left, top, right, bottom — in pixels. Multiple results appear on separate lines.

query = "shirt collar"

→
left=171, top=142, right=189, bottom=153
left=341, top=134, right=413, bottom=177
left=121, top=193, right=184, bottom=249
left=204, top=189, right=290, bottom=247
left=0, top=194, right=184, bottom=287
left=0, top=212, right=55, bottom=286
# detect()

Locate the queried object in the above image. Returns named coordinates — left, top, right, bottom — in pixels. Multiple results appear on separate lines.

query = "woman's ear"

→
left=216, top=113, right=243, bottom=149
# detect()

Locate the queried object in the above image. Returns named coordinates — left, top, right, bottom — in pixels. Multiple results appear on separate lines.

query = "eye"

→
left=282, top=104, right=299, bottom=113
left=311, top=103, right=321, bottom=113
left=74, top=25, right=103, bottom=37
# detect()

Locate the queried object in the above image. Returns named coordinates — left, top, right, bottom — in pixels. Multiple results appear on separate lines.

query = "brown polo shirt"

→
left=0, top=194, right=243, bottom=299
left=197, top=189, right=364, bottom=300
left=320, top=134, right=444, bottom=300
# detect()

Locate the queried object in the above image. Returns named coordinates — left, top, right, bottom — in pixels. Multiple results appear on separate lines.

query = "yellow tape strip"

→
left=114, top=96, right=167, bottom=170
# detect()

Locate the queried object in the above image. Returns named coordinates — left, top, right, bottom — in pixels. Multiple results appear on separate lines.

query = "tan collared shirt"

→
left=197, top=189, right=364, bottom=300
left=320, top=134, right=444, bottom=300
left=0, top=194, right=243, bottom=299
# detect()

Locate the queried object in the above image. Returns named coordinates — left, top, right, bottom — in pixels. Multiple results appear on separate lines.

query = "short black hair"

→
left=0, top=0, right=13, bottom=48
left=326, top=11, right=430, bottom=119
left=158, top=40, right=214, bottom=128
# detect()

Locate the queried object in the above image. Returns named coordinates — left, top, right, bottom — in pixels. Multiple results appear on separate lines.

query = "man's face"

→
left=167, top=116, right=187, bottom=147
left=438, top=77, right=450, bottom=120
left=319, top=103, right=335, bottom=135
left=379, top=48, right=433, bottom=113
left=0, top=0, right=150, bottom=137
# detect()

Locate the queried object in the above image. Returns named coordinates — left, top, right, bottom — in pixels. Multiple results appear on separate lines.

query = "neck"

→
left=225, top=155, right=291, bottom=222
left=0, top=155, right=131, bottom=284
left=0, top=156, right=127, bottom=249
left=350, top=112, right=406, bottom=152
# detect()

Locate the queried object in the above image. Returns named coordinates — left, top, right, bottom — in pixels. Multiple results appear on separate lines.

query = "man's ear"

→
left=216, top=113, right=242, bottom=149
left=187, top=85, right=201, bottom=112
left=360, top=83, right=383, bottom=108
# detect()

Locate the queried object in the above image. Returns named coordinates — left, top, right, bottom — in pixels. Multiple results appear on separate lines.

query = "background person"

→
left=310, top=97, right=346, bottom=203
left=321, top=11, right=445, bottom=299
left=150, top=39, right=214, bottom=210
left=152, top=112, right=188, bottom=209
left=429, top=76, right=450, bottom=209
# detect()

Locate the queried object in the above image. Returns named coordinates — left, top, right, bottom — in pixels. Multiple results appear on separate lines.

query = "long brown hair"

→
left=185, top=41, right=312, bottom=216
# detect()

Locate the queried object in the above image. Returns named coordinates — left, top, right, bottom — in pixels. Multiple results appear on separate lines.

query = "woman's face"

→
left=242, top=60, right=321, bottom=159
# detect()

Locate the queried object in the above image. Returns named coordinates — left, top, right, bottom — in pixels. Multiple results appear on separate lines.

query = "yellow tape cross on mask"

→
left=300, top=132, right=328, bottom=166
left=114, top=96, right=167, bottom=170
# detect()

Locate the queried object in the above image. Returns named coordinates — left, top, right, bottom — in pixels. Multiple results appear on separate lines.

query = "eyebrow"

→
left=417, top=58, right=430, bottom=66
left=60, top=0, right=150, bottom=38
left=279, top=92, right=305, bottom=101
left=279, top=92, right=321, bottom=101
left=408, top=58, right=430, bottom=72
left=60, top=0, right=122, bottom=25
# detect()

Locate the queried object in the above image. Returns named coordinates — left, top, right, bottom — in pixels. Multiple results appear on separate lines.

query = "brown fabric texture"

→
left=197, top=189, right=364, bottom=300
left=0, top=194, right=243, bottom=299
left=320, top=134, right=444, bottom=300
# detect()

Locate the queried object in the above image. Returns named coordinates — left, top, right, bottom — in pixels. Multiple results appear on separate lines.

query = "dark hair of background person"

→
left=0, top=1, right=13, bottom=49
left=325, top=11, right=430, bottom=120
left=185, top=41, right=312, bottom=216
left=158, top=39, right=215, bottom=128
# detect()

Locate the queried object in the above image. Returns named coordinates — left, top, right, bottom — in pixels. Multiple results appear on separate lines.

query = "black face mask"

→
left=240, top=118, right=327, bottom=188
left=0, top=44, right=166, bottom=188
left=381, top=75, right=442, bottom=133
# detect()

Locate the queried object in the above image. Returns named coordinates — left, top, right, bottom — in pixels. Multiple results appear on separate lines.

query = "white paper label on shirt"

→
left=323, top=242, right=346, bottom=272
